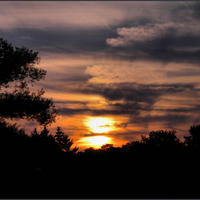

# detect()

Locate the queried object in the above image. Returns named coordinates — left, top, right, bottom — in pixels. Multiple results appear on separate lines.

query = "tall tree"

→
left=184, top=124, right=200, bottom=149
left=0, top=38, right=58, bottom=126
left=54, top=127, right=78, bottom=153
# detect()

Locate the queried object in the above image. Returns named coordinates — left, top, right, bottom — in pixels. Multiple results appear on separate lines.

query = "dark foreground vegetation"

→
left=1, top=38, right=200, bottom=198
left=1, top=121, right=200, bottom=198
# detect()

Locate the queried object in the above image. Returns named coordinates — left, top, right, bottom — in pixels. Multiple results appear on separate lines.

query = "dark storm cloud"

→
left=60, top=106, right=140, bottom=117
left=59, top=74, right=93, bottom=83
left=58, top=75, right=92, bottom=82
left=107, top=33, right=200, bottom=63
left=59, top=83, right=159, bottom=116
left=130, top=113, right=190, bottom=126
left=0, top=27, right=117, bottom=54
left=74, top=82, right=196, bottom=102
left=82, top=130, right=143, bottom=141
left=190, top=1, right=200, bottom=19
left=1, top=2, right=200, bottom=64
left=54, top=100, right=88, bottom=106
left=105, top=2, right=200, bottom=63
left=59, top=82, right=200, bottom=131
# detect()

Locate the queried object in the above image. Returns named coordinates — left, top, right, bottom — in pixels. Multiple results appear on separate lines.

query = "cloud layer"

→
left=2, top=2, right=200, bottom=145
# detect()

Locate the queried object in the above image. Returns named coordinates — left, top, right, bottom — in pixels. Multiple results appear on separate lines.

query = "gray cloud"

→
left=0, top=28, right=116, bottom=54
left=1, top=2, right=200, bottom=65
left=105, top=2, right=200, bottom=63
left=74, top=82, right=196, bottom=101
left=82, top=129, right=143, bottom=141
left=0, top=2, right=187, bottom=30
left=190, top=2, right=200, bottom=20
left=59, top=82, right=200, bottom=134
left=106, top=29, right=200, bottom=63
left=166, top=68, right=200, bottom=78
left=60, top=106, right=139, bottom=117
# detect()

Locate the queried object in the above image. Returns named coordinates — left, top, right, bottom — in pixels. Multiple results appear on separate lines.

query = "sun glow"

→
left=78, top=136, right=112, bottom=149
left=85, top=117, right=114, bottom=133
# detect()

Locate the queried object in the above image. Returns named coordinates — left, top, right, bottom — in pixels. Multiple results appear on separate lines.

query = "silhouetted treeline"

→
left=0, top=120, right=78, bottom=198
left=1, top=121, right=200, bottom=198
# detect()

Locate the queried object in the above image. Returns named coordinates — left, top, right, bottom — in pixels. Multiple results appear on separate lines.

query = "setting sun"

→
left=85, top=117, right=114, bottom=133
left=78, top=136, right=112, bottom=149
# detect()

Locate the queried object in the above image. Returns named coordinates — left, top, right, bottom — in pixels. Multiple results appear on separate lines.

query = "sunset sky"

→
left=2, top=1, right=200, bottom=150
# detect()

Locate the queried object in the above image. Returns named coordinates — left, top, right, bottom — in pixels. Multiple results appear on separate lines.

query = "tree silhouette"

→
left=101, top=143, right=113, bottom=150
left=0, top=38, right=58, bottom=126
left=30, top=126, right=63, bottom=153
left=1, top=124, right=200, bottom=198
left=40, top=126, right=50, bottom=138
left=31, top=127, right=39, bottom=137
left=84, top=147, right=96, bottom=153
left=141, top=130, right=181, bottom=151
left=54, top=127, right=78, bottom=153
left=184, top=124, right=200, bottom=149
left=122, top=140, right=144, bottom=151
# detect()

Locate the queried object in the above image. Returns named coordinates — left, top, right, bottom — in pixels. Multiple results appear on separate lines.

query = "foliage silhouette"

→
left=122, top=140, right=144, bottom=151
left=184, top=124, right=200, bottom=149
left=141, top=129, right=183, bottom=152
left=1, top=124, right=200, bottom=198
left=0, top=38, right=58, bottom=125
left=0, top=121, right=79, bottom=197
left=101, top=143, right=114, bottom=150
left=0, top=38, right=44, bottom=87
left=54, top=126, right=78, bottom=153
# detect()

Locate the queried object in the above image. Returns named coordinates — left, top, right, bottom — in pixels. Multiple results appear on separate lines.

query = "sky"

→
left=1, top=1, right=200, bottom=150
